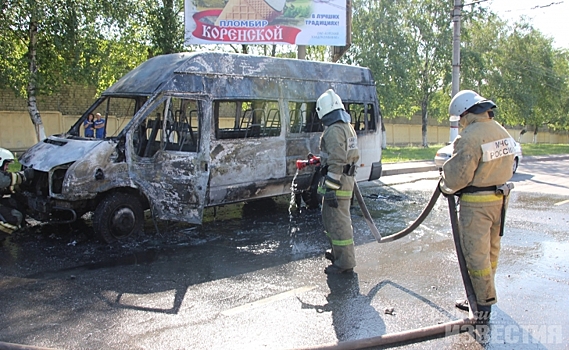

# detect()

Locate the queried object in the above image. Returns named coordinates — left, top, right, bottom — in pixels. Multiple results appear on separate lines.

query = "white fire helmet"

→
left=449, top=90, right=488, bottom=117
left=0, top=148, right=15, bottom=166
left=316, top=89, right=345, bottom=119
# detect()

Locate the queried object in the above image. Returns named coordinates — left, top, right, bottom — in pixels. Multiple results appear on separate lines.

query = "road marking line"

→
left=554, top=199, right=569, bottom=206
left=221, top=285, right=316, bottom=316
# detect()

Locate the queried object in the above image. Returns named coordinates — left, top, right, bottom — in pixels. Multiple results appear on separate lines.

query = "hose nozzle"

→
left=296, top=154, right=321, bottom=170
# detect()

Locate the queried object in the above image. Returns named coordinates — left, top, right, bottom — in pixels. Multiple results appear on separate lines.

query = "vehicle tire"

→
left=93, top=192, right=144, bottom=243
left=512, top=157, right=519, bottom=174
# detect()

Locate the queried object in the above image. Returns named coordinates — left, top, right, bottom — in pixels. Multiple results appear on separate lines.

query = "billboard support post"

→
left=332, top=0, right=352, bottom=62
left=297, top=45, right=306, bottom=60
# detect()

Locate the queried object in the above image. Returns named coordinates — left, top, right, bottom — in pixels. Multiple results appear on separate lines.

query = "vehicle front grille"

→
left=52, top=168, right=67, bottom=194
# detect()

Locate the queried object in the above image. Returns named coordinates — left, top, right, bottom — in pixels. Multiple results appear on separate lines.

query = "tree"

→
left=495, top=23, right=568, bottom=141
left=547, top=49, right=569, bottom=132
left=459, top=11, right=506, bottom=95
left=407, top=0, right=453, bottom=147
left=344, top=0, right=419, bottom=120
left=345, top=0, right=453, bottom=147
left=461, top=16, right=569, bottom=140
left=0, top=0, right=143, bottom=141
left=144, top=0, right=185, bottom=56
left=427, top=5, right=499, bottom=123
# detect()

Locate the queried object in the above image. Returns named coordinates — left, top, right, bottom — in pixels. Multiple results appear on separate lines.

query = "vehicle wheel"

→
left=93, top=192, right=144, bottom=243
left=512, top=157, right=519, bottom=174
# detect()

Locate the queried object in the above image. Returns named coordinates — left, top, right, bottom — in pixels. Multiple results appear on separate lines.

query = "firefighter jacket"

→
left=319, top=121, right=360, bottom=198
left=441, top=112, right=515, bottom=193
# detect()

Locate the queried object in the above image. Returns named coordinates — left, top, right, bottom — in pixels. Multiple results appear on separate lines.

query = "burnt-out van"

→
left=18, top=52, right=382, bottom=243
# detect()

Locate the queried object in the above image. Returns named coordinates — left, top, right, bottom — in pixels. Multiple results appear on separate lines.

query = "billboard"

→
left=184, top=0, right=347, bottom=45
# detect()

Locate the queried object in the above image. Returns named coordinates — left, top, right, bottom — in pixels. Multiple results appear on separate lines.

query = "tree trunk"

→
left=533, top=125, right=538, bottom=143
left=27, top=16, right=46, bottom=142
left=381, top=119, right=387, bottom=149
left=421, top=98, right=428, bottom=147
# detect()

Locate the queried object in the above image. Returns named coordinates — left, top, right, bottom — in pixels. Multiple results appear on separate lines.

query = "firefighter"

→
left=439, top=90, right=515, bottom=323
left=316, top=89, right=360, bottom=274
left=0, top=148, right=33, bottom=234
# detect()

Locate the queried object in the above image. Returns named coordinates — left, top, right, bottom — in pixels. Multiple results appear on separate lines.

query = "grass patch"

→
left=382, top=143, right=569, bottom=163
left=382, top=144, right=445, bottom=163
left=518, top=143, right=569, bottom=157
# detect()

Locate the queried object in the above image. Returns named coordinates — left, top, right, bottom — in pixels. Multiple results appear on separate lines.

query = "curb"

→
left=382, top=163, right=438, bottom=177
left=522, top=154, right=569, bottom=162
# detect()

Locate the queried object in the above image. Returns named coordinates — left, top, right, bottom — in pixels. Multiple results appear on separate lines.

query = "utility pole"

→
left=451, top=0, right=462, bottom=97
left=449, top=0, right=462, bottom=142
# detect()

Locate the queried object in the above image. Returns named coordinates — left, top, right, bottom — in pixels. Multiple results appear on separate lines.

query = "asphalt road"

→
left=0, top=156, right=568, bottom=350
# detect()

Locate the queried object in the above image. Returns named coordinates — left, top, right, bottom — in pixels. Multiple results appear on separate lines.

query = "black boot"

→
left=324, top=264, right=353, bottom=274
left=455, top=299, right=469, bottom=311
left=475, top=304, right=492, bottom=324
left=325, top=249, right=335, bottom=263
left=455, top=299, right=492, bottom=324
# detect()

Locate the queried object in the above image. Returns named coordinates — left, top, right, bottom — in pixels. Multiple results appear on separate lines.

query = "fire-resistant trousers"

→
left=322, top=197, right=356, bottom=269
left=458, top=192, right=506, bottom=306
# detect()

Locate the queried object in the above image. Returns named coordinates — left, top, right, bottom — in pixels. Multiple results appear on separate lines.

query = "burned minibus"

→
left=18, top=52, right=383, bottom=243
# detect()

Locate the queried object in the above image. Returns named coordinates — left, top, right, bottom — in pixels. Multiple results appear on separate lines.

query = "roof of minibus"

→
left=102, top=52, right=375, bottom=97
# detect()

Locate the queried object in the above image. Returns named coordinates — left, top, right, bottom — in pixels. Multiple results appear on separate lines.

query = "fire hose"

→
left=353, top=182, right=440, bottom=243
left=295, top=156, right=480, bottom=348
left=356, top=181, right=479, bottom=320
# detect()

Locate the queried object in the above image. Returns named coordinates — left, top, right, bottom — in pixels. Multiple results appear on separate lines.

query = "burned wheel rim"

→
left=94, top=192, right=144, bottom=244
left=109, top=207, right=137, bottom=238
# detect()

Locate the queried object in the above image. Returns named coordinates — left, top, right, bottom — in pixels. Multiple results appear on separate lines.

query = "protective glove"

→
left=324, top=174, right=342, bottom=190
left=324, top=190, right=339, bottom=208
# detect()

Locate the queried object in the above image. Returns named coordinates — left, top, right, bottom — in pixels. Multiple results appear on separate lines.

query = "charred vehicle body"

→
left=18, top=52, right=383, bottom=243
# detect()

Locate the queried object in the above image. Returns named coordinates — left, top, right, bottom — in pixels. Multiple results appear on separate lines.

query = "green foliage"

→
left=344, top=0, right=419, bottom=119
left=0, top=0, right=146, bottom=96
left=2, top=0, right=569, bottom=138
left=458, top=14, right=569, bottom=134
left=144, top=0, right=185, bottom=56
left=345, top=1, right=569, bottom=136
left=8, top=160, right=21, bottom=173
left=345, top=0, right=453, bottom=145
left=491, top=23, right=565, bottom=131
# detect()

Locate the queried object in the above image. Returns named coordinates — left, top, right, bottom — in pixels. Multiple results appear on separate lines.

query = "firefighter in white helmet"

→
left=440, top=90, right=515, bottom=323
left=316, top=89, right=360, bottom=274
left=0, top=148, right=33, bottom=234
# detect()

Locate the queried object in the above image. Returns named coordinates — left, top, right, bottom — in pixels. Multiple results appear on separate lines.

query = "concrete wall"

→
left=383, top=114, right=569, bottom=146
left=0, top=85, right=97, bottom=114
left=0, top=111, right=132, bottom=151
left=383, top=119, right=569, bottom=146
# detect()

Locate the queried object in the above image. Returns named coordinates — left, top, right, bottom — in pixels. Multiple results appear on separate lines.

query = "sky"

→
left=482, top=0, right=569, bottom=49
